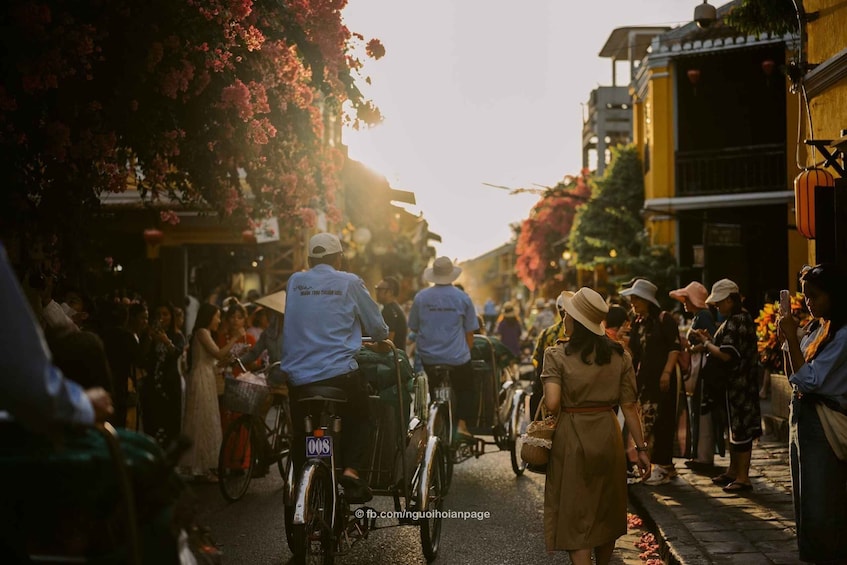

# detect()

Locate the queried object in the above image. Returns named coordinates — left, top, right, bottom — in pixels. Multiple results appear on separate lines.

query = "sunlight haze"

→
left=341, top=1, right=696, bottom=262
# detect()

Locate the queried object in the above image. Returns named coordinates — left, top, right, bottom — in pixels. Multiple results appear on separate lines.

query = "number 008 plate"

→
left=306, top=435, right=333, bottom=458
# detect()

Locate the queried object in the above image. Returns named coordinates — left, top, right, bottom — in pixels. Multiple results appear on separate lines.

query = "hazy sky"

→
left=341, top=1, right=697, bottom=262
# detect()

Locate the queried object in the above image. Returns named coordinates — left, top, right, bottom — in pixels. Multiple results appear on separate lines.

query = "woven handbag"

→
left=520, top=397, right=558, bottom=471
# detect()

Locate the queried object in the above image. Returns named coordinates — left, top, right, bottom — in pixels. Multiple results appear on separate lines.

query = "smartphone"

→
left=779, top=289, right=791, bottom=317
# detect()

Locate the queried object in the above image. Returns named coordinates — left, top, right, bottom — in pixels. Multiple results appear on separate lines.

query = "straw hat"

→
left=669, top=281, right=708, bottom=310
left=561, top=287, right=609, bottom=336
left=255, top=290, right=286, bottom=314
left=620, top=279, right=660, bottom=308
left=423, top=256, right=462, bottom=285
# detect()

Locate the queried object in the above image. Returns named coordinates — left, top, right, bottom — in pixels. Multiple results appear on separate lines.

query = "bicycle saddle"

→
left=297, top=385, right=348, bottom=403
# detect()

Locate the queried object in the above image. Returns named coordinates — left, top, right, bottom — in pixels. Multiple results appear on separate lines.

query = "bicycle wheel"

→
left=218, top=415, right=256, bottom=502
left=419, top=440, right=444, bottom=562
left=292, top=462, right=334, bottom=565
left=273, top=401, right=292, bottom=479
left=429, top=404, right=453, bottom=495
left=510, top=395, right=530, bottom=476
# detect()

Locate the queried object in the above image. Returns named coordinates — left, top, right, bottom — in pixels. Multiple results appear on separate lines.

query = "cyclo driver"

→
left=281, top=233, right=388, bottom=504
left=408, top=256, right=479, bottom=442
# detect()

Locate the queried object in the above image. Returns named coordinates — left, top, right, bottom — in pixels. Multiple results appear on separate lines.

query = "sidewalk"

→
left=628, top=439, right=801, bottom=565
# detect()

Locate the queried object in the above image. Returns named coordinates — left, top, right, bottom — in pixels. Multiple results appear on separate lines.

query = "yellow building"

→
left=629, top=2, right=803, bottom=303
left=796, top=0, right=847, bottom=264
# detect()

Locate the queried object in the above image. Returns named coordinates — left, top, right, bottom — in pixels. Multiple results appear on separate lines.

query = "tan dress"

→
left=180, top=329, right=223, bottom=475
left=541, top=343, right=637, bottom=551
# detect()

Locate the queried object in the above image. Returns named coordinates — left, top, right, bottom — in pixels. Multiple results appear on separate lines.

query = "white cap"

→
left=308, top=233, right=343, bottom=258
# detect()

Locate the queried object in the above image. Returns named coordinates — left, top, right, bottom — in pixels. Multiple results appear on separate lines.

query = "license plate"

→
left=305, top=436, right=333, bottom=458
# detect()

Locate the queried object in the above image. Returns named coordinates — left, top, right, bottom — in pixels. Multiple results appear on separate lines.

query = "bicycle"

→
left=290, top=340, right=445, bottom=563
left=218, top=362, right=293, bottom=506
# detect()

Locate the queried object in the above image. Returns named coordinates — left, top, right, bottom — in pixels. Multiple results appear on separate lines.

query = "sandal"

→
left=722, top=481, right=753, bottom=492
left=711, top=473, right=736, bottom=487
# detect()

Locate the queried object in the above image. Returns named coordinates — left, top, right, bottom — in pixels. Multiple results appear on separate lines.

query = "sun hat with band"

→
left=423, top=256, right=462, bottom=285
left=669, top=281, right=708, bottom=310
left=619, top=279, right=660, bottom=308
left=255, top=290, right=286, bottom=314
left=556, top=290, right=574, bottom=312
left=705, top=278, right=740, bottom=304
left=308, top=232, right=343, bottom=258
left=561, top=287, right=609, bottom=336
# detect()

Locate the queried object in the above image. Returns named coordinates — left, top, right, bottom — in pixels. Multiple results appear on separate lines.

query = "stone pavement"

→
left=628, top=439, right=802, bottom=565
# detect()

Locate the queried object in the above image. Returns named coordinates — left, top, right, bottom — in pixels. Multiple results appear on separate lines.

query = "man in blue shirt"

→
left=282, top=232, right=388, bottom=503
left=409, top=256, right=479, bottom=440
left=0, top=244, right=113, bottom=433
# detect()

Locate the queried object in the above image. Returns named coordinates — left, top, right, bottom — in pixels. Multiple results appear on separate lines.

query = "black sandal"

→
left=711, top=473, right=735, bottom=487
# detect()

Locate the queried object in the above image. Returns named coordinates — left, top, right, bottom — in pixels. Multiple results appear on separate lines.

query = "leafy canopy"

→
left=0, top=0, right=384, bottom=235
left=514, top=171, right=592, bottom=291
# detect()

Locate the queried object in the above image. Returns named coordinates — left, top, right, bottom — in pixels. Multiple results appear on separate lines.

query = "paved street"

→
left=193, top=442, right=660, bottom=564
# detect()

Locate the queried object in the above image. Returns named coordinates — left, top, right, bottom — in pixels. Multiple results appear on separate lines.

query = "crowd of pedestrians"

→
left=7, top=231, right=847, bottom=565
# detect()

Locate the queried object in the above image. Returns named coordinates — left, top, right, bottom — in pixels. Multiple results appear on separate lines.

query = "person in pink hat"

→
left=669, top=281, right=717, bottom=471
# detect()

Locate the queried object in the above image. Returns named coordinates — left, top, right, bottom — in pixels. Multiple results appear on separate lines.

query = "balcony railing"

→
left=675, top=144, right=786, bottom=196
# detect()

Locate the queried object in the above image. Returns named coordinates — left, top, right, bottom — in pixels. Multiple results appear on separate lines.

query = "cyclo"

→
left=0, top=421, right=220, bottom=564
left=286, top=339, right=445, bottom=563
left=423, top=334, right=534, bottom=490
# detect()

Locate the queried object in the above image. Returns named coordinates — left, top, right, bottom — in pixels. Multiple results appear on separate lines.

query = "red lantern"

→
left=143, top=228, right=164, bottom=246
left=687, top=69, right=701, bottom=86
left=794, top=168, right=836, bottom=239
left=761, top=59, right=776, bottom=76
left=242, top=229, right=256, bottom=243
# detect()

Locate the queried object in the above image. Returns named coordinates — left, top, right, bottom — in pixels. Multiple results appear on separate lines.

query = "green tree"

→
left=724, top=0, right=798, bottom=37
left=569, top=145, right=677, bottom=297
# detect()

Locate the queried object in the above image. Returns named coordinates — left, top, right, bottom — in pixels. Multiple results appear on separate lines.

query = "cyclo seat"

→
left=297, top=385, right=348, bottom=403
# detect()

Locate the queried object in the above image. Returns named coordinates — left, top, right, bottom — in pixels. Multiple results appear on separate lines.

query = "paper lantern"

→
left=242, top=229, right=256, bottom=243
left=794, top=168, right=835, bottom=239
left=142, top=228, right=164, bottom=245
left=761, top=59, right=776, bottom=76
left=687, top=69, right=701, bottom=86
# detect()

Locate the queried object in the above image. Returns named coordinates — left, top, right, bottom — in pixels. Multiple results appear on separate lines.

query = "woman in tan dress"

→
left=542, top=287, right=651, bottom=565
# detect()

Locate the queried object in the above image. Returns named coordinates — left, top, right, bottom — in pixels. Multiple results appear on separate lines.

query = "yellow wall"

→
left=801, top=0, right=847, bottom=267
left=643, top=64, right=676, bottom=249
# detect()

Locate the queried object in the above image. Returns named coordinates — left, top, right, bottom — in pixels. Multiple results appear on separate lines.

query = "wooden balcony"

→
left=675, top=143, right=786, bottom=196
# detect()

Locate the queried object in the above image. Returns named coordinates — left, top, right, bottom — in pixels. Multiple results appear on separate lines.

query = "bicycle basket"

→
left=222, top=376, right=269, bottom=415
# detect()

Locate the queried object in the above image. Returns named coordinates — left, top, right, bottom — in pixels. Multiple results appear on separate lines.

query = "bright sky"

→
left=341, top=1, right=696, bottom=263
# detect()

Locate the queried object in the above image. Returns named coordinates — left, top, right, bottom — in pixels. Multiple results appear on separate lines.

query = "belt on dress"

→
left=563, top=405, right=614, bottom=413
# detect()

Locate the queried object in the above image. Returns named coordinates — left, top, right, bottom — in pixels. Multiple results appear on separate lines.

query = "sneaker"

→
left=626, top=469, right=640, bottom=485
left=642, top=466, right=670, bottom=486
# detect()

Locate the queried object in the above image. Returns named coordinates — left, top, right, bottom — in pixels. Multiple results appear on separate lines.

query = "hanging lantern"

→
left=143, top=228, right=164, bottom=245
left=794, top=168, right=836, bottom=239
left=761, top=59, right=776, bottom=76
left=687, top=69, right=701, bottom=86
left=143, top=228, right=164, bottom=259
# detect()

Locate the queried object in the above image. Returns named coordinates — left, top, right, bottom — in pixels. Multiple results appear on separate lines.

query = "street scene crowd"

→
left=3, top=230, right=847, bottom=564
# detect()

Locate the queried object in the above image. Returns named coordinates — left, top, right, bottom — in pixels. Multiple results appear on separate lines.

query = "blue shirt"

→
left=281, top=264, right=388, bottom=387
left=0, top=244, right=94, bottom=431
left=408, top=285, right=479, bottom=366
left=790, top=324, right=847, bottom=410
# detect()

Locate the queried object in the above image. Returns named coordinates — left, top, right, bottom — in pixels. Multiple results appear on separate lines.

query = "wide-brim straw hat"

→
left=561, top=287, right=609, bottom=336
left=255, top=290, right=286, bottom=314
left=423, top=256, right=462, bottom=285
left=620, top=279, right=660, bottom=308
left=669, top=281, right=709, bottom=310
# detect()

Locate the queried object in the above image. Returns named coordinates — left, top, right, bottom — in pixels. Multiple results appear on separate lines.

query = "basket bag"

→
left=520, top=397, right=558, bottom=472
